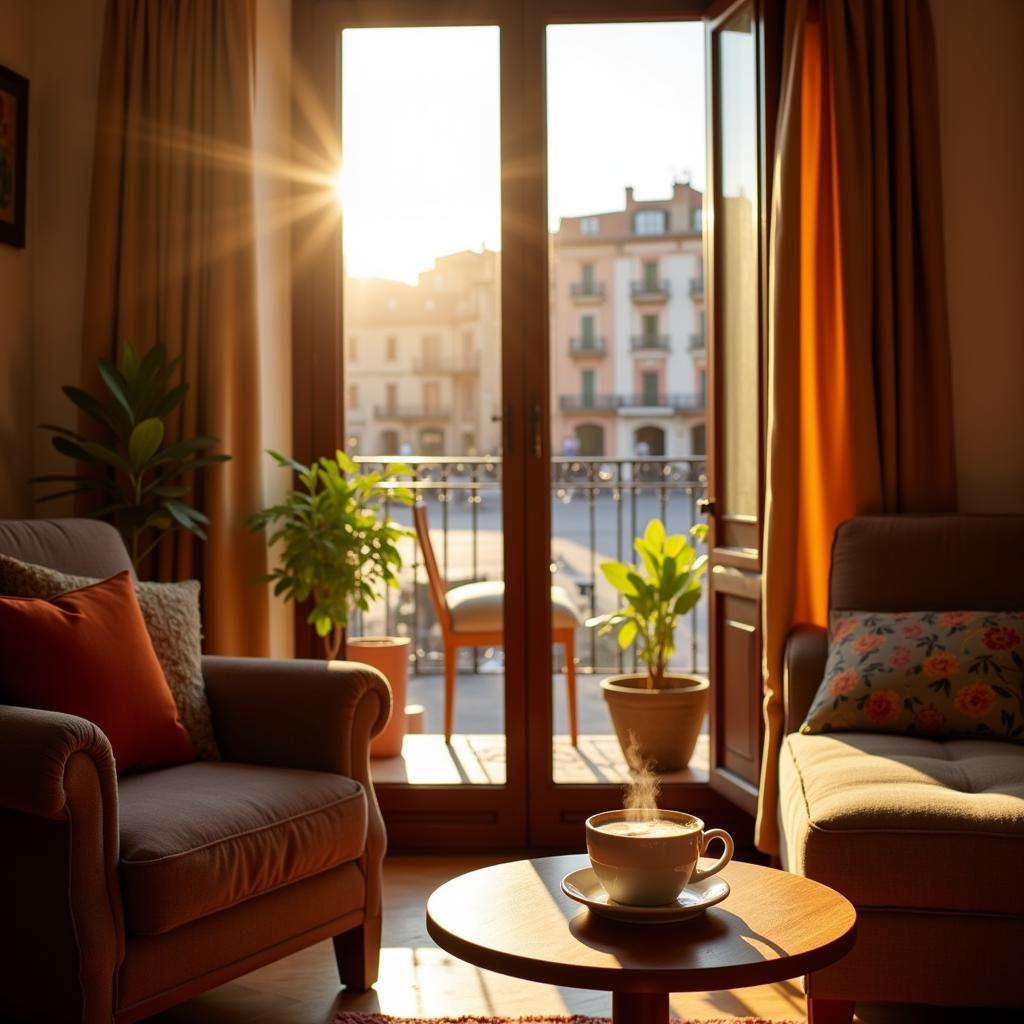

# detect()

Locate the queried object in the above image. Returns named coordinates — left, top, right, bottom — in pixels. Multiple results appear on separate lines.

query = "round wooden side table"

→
left=426, top=854, right=856, bottom=1024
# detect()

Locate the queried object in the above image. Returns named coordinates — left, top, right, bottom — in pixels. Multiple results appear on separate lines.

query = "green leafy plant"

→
left=33, top=343, right=230, bottom=569
left=587, top=518, right=709, bottom=690
left=247, top=450, right=415, bottom=659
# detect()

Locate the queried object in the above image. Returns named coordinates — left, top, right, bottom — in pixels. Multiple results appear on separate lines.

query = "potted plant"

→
left=587, top=518, right=709, bottom=771
left=247, top=450, right=415, bottom=756
left=32, top=342, right=230, bottom=570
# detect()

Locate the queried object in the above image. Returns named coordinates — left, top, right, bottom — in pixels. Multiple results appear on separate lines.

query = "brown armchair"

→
left=778, top=515, right=1024, bottom=1022
left=0, top=519, right=391, bottom=1024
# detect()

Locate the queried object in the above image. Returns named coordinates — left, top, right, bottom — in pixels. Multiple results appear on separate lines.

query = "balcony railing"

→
left=688, top=333, right=706, bottom=354
left=618, top=392, right=705, bottom=412
left=630, top=334, right=671, bottom=353
left=374, top=404, right=447, bottom=420
left=413, top=353, right=480, bottom=374
left=560, top=394, right=619, bottom=413
left=351, top=455, right=709, bottom=677
left=569, top=336, right=607, bottom=357
left=570, top=281, right=605, bottom=301
left=630, top=279, right=671, bottom=301
left=560, top=393, right=706, bottom=413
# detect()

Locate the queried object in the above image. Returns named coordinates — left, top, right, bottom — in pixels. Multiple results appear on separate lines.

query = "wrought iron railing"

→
left=570, top=281, right=605, bottom=299
left=569, top=336, right=607, bottom=356
left=630, top=279, right=671, bottom=300
left=352, top=455, right=709, bottom=678
left=629, top=334, right=671, bottom=352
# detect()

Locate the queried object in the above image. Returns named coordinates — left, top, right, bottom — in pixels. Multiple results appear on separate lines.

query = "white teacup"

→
left=585, top=809, right=734, bottom=907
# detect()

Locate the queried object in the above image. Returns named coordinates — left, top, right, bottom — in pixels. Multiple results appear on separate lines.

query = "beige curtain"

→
left=757, top=0, right=957, bottom=854
left=81, top=0, right=270, bottom=656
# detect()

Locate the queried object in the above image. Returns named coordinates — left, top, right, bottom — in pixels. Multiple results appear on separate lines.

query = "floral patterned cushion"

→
left=802, top=610, right=1024, bottom=743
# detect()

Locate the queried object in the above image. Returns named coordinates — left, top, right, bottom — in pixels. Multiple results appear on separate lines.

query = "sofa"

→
left=779, top=515, right=1024, bottom=1023
left=0, top=518, right=392, bottom=1024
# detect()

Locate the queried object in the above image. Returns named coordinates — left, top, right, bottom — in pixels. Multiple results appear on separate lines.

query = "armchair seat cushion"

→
left=118, top=762, right=367, bottom=935
left=780, top=731, right=1024, bottom=915
left=447, top=581, right=580, bottom=633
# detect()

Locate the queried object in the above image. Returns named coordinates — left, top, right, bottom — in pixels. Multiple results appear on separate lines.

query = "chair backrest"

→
left=830, top=514, right=1024, bottom=613
left=412, top=505, right=452, bottom=632
left=0, top=518, right=133, bottom=578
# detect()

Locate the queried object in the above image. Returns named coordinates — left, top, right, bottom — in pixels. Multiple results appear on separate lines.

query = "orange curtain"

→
left=80, top=0, right=270, bottom=656
left=757, top=0, right=957, bottom=854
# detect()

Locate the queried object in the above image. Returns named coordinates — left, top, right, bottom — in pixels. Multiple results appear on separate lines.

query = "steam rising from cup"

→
left=622, top=731, right=661, bottom=822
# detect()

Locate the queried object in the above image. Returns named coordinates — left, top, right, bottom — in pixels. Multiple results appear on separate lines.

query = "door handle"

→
left=697, top=497, right=716, bottom=516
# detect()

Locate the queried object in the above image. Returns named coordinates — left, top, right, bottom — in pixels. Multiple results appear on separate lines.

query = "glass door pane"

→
left=546, top=21, right=709, bottom=787
left=339, top=26, right=506, bottom=786
left=716, top=6, right=760, bottom=522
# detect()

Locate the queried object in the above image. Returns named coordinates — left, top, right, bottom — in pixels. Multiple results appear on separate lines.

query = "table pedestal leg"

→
left=612, top=991, right=669, bottom=1024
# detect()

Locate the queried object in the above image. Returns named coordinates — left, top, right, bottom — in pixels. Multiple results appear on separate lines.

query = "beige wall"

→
left=0, top=1, right=34, bottom=517
left=932, top=0, right=1024, bottom=513
left=28, top=0, right=106, bottom=512
left=0, top=0, right=104, bottom=519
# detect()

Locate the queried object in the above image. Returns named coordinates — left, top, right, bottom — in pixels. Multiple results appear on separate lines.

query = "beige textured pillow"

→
left=0, top=553, right=219, bottom=760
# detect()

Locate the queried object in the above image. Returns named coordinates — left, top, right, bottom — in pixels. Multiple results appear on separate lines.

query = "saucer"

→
left=560, top=866, right=730, bottom=925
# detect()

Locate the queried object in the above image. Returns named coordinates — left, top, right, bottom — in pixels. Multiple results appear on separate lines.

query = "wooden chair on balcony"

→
left=413, top=505, right=580, bottom=746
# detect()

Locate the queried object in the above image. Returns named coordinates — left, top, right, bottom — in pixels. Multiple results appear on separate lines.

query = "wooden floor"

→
left=370, top=733, right=709, bottom=786
left=145, top=854, right=996, bottom=1024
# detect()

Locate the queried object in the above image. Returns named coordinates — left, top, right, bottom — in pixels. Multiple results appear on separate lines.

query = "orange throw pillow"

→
left=0, top=571, right=196, bottom=773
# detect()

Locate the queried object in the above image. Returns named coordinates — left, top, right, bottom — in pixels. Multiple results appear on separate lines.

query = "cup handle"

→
left=691, top=828, right=734, bottom=882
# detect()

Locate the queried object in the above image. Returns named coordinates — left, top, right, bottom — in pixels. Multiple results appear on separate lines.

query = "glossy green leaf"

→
left=129, top=418, right=164, bottom=469
left=80, top=442, right=132, bottom=474
left=98, top=360, right=134, bottom=421
left=600, top=561, right=638, bottom=596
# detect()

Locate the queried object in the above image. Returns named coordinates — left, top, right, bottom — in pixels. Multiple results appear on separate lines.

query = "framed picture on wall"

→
left=0, top=63, right=29, bottom=249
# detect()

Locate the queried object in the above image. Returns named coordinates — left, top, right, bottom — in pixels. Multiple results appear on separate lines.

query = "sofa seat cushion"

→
left=780, top=732, right=1024, bottom=915
left=118, top=762, right=367, bottom=935
left=447, top=581, right=580, bottom=633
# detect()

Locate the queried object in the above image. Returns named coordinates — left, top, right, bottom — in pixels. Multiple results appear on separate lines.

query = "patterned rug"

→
left=333, top=1015, right=798, bottom=1023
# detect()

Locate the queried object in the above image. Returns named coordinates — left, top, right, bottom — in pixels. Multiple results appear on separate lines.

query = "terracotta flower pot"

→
left=601, top=672, right=709, bottom=772
left=347, top=636, right=411, bottom=758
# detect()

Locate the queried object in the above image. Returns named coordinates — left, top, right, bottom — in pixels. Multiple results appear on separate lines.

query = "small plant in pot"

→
left=587, top=518, right=709, bottom=772
left=247, top=450, right=415, bottom=756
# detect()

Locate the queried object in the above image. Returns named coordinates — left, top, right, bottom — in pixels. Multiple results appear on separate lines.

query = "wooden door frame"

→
left=520, top=0, right=752, bottom=849
left=290, top=0, right=776, bottom=851
left=291, top=0, right=531, bottom=850
left=702, top=0, right=781, bottom=813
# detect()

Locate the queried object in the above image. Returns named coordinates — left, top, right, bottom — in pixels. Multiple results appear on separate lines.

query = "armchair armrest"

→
left=202, top=656, right=393, bottom=917
left=202, top=656, right=391, bottom=775
left=0, top=705, right=117, bottom=819
left=783, top=624, right=829, bottom=733
left=0, top=706, right=123, bottom=1022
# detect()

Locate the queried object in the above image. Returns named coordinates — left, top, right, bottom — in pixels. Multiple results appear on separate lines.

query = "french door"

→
left=291, top=0, right=774, bottom=850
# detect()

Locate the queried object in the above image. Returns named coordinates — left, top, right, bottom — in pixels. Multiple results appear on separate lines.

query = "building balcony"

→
left=630, top=279, right=671, bottom=302
left=413, top=353, right=480, bottom=374
left=617, top=393, right=706, bottom=414
left=351, top=455, right=709, bottom=691
left=559, top=393, right=706, bottom=415
left=688, top=333, right=706, bottom=355
left=630, top=334, right=671, bottom=353
left=559, top=394, right=619, bottom=414
left=569, top=336, right=607, bottom=357
left=689, top=278, right=704, bottom=300
left=570, top=281, right=605, bottom=302
left=374, top=404, right=447, bottom=420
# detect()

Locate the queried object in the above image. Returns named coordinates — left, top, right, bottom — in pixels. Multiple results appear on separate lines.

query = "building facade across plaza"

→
left=550, top=181, right=706, bottom=460
left=343, top=183, right=705, bottom=460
